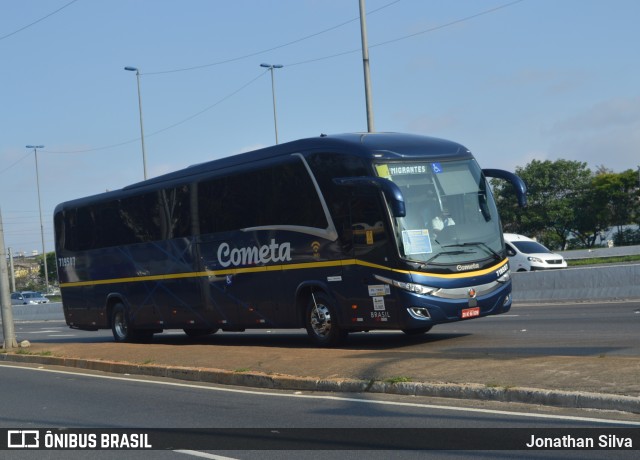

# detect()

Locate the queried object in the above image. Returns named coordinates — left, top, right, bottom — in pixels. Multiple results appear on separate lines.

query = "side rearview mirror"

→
left=482, top=168, right=528, bottom=207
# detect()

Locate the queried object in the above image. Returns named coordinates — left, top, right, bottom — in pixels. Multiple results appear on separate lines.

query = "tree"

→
left=493, top=159, right=592, bottom=249
left=571, top=176, right=611, bottom=248
left=38, top=252, right=58, bottom=287
left=494, top=162, right=640, bottom=249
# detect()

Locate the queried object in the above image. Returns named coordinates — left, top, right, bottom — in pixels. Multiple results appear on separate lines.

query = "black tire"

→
left=402, top=326, right=433, bottom=336
left=111, top=303, right=153, bottom=343
left=183, top=328, right=218, bottom=338
left=304, top=292, right=347, bottom=347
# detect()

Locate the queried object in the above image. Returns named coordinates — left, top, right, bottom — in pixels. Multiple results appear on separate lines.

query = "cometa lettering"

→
left=456, top=263, right=480, bottom=272
left=217, top=239, right=292, bottom=268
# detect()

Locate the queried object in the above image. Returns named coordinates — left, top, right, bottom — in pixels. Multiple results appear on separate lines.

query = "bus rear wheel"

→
left=305, top=292, right=347, bottom=347
left=111, top=303, right=153, bottom=343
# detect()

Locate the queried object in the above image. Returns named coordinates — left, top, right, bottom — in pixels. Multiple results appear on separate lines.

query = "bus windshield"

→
left=375, top=159, right=503, bottom=267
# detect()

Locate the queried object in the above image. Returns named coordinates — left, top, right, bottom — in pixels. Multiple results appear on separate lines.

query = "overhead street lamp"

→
left=124, top=66, right=148, bottom=180
left=260, top=63, right=283, bottom=144
left=26, top=144, right=49, bottom=293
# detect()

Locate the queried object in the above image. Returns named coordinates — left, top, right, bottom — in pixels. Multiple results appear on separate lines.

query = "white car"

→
left=504, top=233, right=567, bottom=272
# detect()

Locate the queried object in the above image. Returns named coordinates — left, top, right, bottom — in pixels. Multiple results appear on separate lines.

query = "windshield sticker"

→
left=388, top=165, right=427, bottom=176
left=375, top=164, right=391, bottom=178
left=431, top=163, right=442, bottom=174
left=402, top=229, right=433, bottom=255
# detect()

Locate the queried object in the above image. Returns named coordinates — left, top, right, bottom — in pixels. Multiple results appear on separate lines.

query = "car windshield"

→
left=512, top=241, right=552, bottom=254
left=375, top=159, right=503, bottom=267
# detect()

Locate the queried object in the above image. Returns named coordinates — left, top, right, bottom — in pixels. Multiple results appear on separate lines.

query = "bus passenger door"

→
left=342, top=191, right=397, bottom=327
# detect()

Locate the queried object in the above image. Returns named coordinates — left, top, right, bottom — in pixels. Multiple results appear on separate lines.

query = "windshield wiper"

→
left=419, top=249, right=471, bottom=267
left=442, top=241, right=501, bottom=260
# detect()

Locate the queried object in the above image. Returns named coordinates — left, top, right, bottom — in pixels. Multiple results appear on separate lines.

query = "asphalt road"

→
left=1, top=363, right=638, bottom=459
left=4, top=300, right=640, bottom=458
left=14, top=301, right=640, bottom=357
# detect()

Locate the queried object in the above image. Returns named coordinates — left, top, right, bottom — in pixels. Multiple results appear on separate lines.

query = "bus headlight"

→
left=497, top=271, right=510, bottom=284
left=374, top=274, right=439, bottom=296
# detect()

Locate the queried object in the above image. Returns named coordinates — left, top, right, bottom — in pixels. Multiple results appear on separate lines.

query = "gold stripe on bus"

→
left=59, top=257, right=508, bottom=288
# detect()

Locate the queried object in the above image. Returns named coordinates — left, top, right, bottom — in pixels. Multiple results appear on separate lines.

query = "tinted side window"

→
left=270, top=158, right=327, bottom=228
left=59, top=185, right=192, bottom=251
left=197, top=157, right=327, bottom=234
left=306, top=152, right=370, bottom=240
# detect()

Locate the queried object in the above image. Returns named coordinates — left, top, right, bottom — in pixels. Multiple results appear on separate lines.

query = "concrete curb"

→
left=2, top=353, right=639, bottom=415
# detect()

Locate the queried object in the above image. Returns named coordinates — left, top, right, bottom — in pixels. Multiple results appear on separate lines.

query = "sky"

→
left=1, top=0, right=638, bottom=257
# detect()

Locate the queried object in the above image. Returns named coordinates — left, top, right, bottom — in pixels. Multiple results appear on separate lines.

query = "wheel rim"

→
left=310, top=303, right=332, bottom=338
left=114, top=311, right=127, bottom=339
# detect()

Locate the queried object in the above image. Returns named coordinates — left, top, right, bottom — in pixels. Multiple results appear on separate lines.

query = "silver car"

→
left=11, top=291, right=50, bottom=305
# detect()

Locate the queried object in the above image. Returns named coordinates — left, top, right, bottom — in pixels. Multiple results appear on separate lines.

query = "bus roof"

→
left=55, top=132, right=471, bottom=211
left=129, top=132, right=469, bottom=188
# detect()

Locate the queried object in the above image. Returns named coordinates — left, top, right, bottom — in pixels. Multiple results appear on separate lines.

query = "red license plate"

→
left=461, top=307, right=480, bottom=319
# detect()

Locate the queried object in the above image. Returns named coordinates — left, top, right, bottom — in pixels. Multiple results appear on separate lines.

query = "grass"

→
left=13, top=349, right=53, bottom=356
left=486, top=382, right=514, bottom=390
left=567, top=254, right=640, bottom=267
left=385, top=376, right=412, bottom=384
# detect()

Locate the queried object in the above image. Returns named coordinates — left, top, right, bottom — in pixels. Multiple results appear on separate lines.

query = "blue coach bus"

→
left=54, top=132, right=526, bottom=346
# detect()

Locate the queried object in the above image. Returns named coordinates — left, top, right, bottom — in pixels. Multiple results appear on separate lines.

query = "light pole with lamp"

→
left=260, top=63, right=283, bottom=144
left=124, top=66, right=148, bottom=180
left=26, top=145, right=49, bottom=294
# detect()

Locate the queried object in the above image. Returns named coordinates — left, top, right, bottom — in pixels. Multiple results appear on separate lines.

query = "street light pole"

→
left=124, top=66, right=148, bottom=180
left=359, top=0, right=375, bottom=132
left=26, top=145, right=49, bottom=294
left=260, top=63, right=283, bottom=144
left=1, top=207, right=18, bottom=349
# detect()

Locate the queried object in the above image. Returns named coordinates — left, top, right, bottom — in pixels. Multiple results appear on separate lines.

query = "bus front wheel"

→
left=305, top=292, right=347, bottom=347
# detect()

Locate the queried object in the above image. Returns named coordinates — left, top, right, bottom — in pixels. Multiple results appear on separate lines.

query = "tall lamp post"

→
left=124, top=66, right=148, bottom=180
left=26, top=145, right=49, bottom=293
left=359, top=0, right=375, bottom=132
left=260, top=63, right=283, bottom=144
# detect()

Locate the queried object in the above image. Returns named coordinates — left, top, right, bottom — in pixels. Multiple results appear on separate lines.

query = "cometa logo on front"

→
left=456, top=263, right=480, bottom=272
left=217, top=239, right=292, bottom=268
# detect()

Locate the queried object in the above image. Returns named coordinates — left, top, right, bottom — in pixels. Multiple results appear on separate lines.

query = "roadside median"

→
left=2, top=341, right=639, bottom=416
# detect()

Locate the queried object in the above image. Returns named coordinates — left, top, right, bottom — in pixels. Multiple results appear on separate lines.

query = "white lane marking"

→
left=0, top=363, right=637, bottom=426
left=174, top=450, right=239, bottom=459
left=18, top=330, right=65, bottom=334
